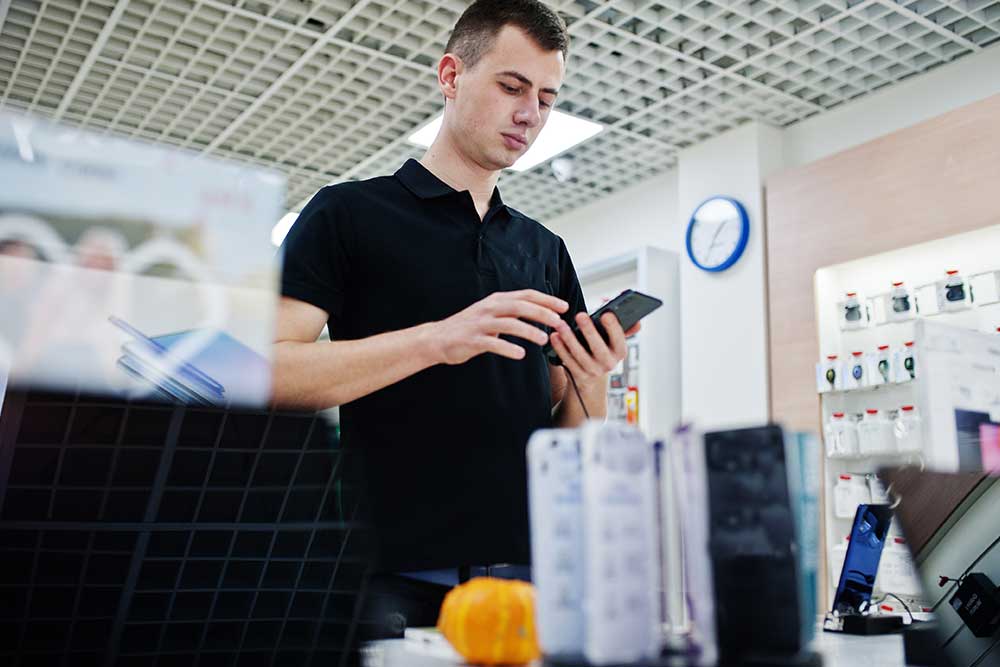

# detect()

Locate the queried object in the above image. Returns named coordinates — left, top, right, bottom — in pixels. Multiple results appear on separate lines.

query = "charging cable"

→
left=564, top=366, right=590, bottom=420
left=871, top=592, right=915, bottom=624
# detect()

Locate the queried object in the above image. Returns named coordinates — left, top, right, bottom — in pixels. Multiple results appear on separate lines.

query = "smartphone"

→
left=544, top=289, right=663, bottom=365
left=831, top=503, right=893, bottom=616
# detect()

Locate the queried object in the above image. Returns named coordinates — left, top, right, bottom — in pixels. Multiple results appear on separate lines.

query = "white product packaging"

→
left=867, top=345, right=892, bottom=386
left=580, top=422, right=660, bottom=665
left=874, top=538, right=924, bottom=598
left=527, top=428, right=585, bottom=659
left=894, top=341, right=917, bottom=383
left=894, top=405, right=924, bottom=454
left=858, top=409, right=895, bottom=455
left=833, top=474, right=871, bottom=519
left=824, top=412, right=860, bottom=459
left=867, top=474, right=889, bottom=504
left=843, top=352, right=867, bottom=390
left=887, top=281, right=914, bottom=322
left=937, top=270, right=971, bottom=312
left=829, top=537, right=849, bottom=589
left=839, top=292, right=868, bottom=331
left=668, top=426, right=717, bottom=667
left=816, top=355, right=842, bottom=393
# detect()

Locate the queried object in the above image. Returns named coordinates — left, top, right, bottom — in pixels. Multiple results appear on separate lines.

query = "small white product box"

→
left=817, top=354, right=842, bottom=393
left=580, top=422, right=660, bottom=666
left=527, top=429, right=585, bottom=658
left=894, top=405, right=924, bottom=454
left=858, top=409, right=895, bottom=455
left=839, top=292, right=868, bottom=331
left=825, top=412, right=859, bottom=459
left=875, top=538, right=924, bottom=598
left=886, top=281, right=915, bottom=322
left=937, top=270, right=971, bottom=312
left=867, top=345, right=892, bottom=386
left=843, top=352, right=867, bottom=390
left=894, top=341, right=917, bottom=383
left=833, top=474, right=871, bottom=519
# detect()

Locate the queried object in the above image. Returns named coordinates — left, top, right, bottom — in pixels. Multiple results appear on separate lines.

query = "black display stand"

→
left=0, top=387, right=370, bottom=667
left=902, top=621, right=946, bottom=666
left=543, top=650, right=824, bottom=667
left=830, top=614, right=905, bottom=635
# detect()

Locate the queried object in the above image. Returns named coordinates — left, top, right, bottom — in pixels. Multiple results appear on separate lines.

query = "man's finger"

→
left=601, top=312, right=628, bottom=360
left=507, top=289, right=569, bottom=313
left=556, top=319, right=603, bottom=376
left=575, top=312, right=617, bottom=369
left=624, top=321, right=642, bottom=337
left=481, top=336, right=526, bottom=360
left=499, top=300, right=563, bottom=328
left=491, top=317, right=549, bottom=346
left=549, top=332, right=587, bottom=379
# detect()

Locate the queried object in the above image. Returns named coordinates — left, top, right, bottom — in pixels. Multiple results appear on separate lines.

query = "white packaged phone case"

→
left=875, top=538, right=924, bottom=598
left=527, top=428, right=585, bottom=658
left=816, top=355, right=842, bottom=393
left=843, top=352, right=867, bottom=390
left=580, top=422, right=660, bottom=665
left=867, top=346, right=892, bottom=386
left=834, top=474, right=871, bottom=518
left=895, top=342, right=917, bottom=383
left=668, top=425, right=717, bottom=666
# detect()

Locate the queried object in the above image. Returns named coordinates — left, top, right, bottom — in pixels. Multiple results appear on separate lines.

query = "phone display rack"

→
left=0, top=387, right=370, bottom=667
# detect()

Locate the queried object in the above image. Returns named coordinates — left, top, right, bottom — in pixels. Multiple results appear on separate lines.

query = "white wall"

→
left=677, top=122, right=780, bottom=429
left=546, top=169, right=679, bottom=268
left=546, top=43, right=1000, bottom=430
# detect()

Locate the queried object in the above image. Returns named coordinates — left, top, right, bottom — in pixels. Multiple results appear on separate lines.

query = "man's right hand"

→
left=428, top=289, right=569, bottom=365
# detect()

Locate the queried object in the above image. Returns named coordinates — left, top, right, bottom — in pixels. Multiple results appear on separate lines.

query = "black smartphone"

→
left=543, top=289, right=663, bottom=365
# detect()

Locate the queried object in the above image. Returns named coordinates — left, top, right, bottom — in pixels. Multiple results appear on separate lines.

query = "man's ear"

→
left=438, top=53, right=463, bottom=101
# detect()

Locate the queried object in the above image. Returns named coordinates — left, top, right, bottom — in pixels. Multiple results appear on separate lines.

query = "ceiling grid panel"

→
left=50, top=0, right=129, bottom=119
left=23, top=0, right=87, bottom=111
left=174, top=1, right=359, bottom=150
left=200, top=0, right=380, bottom=153
left=4, top=0, right=1000, bottom=219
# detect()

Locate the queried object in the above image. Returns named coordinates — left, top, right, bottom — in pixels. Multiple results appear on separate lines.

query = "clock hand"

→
left=704, top=220, right=729, bottom=264
left=707, top=219, right=728, bottom=250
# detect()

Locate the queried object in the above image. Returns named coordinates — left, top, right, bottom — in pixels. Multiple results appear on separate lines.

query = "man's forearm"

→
left=271, top=322, right=441, bottom=409
left=553, top=374, right=607, bottom=427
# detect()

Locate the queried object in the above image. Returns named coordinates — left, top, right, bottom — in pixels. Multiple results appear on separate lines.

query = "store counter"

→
left=363, top=630, right=914, bottom=667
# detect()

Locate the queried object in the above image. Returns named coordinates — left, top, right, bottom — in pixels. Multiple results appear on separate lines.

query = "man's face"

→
left=446, top=25, right=565, bottom=171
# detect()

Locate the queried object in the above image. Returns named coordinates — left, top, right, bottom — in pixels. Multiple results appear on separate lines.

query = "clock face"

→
left=686, top=197, right=749, bottom=272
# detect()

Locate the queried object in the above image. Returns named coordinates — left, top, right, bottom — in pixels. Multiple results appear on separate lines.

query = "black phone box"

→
left=703, top=425, right=807, bottom=662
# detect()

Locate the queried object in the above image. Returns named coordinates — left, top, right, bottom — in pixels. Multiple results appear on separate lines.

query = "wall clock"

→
left=685, top=196, right=750, bottom=272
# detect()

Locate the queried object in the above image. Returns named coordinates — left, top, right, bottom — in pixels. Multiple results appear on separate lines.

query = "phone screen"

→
left=832, top=504, right=892, bottom=615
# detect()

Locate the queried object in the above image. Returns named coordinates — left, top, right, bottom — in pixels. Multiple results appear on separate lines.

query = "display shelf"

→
left=577, top=246, right=683, bottom=639
left=577, top=246, right=680, bottom=442
left=819, top=382, right=916, bottom=398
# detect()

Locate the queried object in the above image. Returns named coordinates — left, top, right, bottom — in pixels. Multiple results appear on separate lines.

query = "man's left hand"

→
left=548, top=312, right=641, bottom=387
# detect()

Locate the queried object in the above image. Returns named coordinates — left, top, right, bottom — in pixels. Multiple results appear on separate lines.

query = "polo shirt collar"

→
left=395, top=158, right=509, bottom=212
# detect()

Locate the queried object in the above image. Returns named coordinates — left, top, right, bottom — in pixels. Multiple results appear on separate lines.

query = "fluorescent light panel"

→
left=407, top=109, right=603, bottom=172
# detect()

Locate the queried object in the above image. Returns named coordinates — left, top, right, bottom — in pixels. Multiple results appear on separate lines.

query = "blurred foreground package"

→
left=0, top=112, right=285, bottom=407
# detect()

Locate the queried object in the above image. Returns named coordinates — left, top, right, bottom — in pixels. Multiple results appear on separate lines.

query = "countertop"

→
left=362, top=628, right=916, bottom=667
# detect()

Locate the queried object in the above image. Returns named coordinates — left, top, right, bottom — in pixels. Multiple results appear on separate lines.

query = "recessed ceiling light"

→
left=272, top=211, right=298, bottom=247
left=407, top=109, right=603, bottom=172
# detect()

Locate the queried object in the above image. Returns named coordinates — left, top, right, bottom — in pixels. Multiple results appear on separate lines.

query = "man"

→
left=274, top=0, right=639, bottom=636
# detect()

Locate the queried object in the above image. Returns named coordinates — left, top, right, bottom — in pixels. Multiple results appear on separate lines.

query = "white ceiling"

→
left=2, top=0, right=999, bottom=221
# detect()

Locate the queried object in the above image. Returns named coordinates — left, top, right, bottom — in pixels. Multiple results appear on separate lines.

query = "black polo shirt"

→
left=280, top=158, right=587, bottom=572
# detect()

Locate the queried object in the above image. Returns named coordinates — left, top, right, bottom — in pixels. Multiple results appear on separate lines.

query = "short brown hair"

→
left=445, top=0, right=569, bottom=69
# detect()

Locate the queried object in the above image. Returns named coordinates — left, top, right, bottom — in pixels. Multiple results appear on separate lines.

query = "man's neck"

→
left=420, top=135, right=499, bottom=220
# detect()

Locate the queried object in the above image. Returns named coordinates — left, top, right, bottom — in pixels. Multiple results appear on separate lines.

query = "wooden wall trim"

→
left=766, top=92, right=1000, bottom=432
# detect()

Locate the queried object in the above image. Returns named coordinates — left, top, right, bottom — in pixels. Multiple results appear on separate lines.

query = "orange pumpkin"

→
left=437, top=577, right=541, bottom=665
